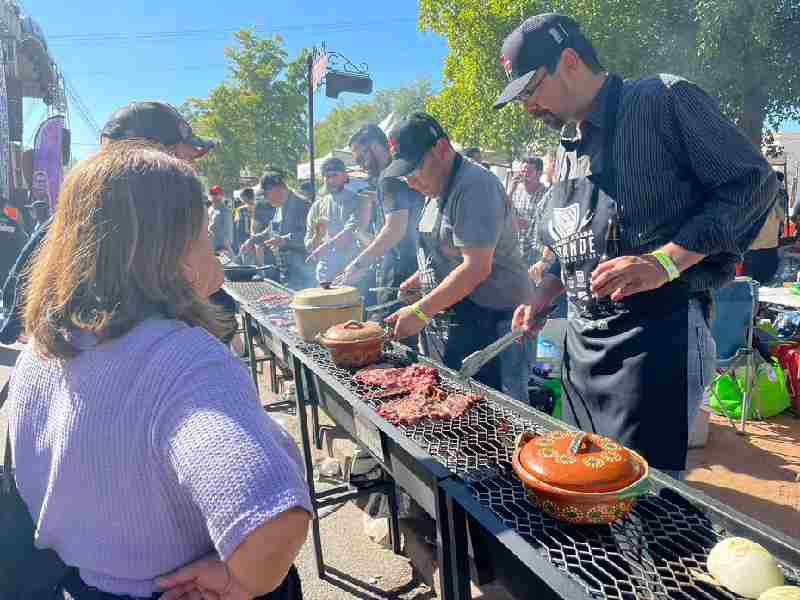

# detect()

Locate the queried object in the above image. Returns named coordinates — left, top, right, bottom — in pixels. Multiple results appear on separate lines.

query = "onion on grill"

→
left=707, top=537, right=785, bottom=599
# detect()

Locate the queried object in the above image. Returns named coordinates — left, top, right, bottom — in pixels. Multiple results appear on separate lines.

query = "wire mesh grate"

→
left=225, top=280, right=800, bottom=600
left=468, top=471, right=800, bottom=600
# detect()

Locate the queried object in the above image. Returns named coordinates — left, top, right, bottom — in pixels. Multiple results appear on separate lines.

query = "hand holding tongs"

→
left=457, top=304, right=558, bottom=382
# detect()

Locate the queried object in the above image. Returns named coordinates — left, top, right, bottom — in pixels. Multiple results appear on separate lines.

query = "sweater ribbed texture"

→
left=8, top=318, right=311, bottom=597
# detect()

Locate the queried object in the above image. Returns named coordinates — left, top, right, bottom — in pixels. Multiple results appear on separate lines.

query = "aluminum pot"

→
left=511, top=431, right=649, bottom=525
left=316, top=320, right=388, bottom=369
left=290, top=283, right=363, bottom=342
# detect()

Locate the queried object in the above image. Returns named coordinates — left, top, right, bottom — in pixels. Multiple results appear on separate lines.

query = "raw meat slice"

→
left=354, top=364, right=439, bottom=389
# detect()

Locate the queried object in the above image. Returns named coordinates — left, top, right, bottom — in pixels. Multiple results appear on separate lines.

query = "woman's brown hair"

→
left=25, top=140, right=230, bottom=358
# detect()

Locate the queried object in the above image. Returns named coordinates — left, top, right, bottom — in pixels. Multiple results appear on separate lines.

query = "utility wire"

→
left=46, top=17, right=416, bottom=46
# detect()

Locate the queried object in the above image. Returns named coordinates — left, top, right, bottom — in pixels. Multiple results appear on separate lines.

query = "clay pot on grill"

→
left=512, top=431, right=649, bottom=525
left=317, top=320, right=388, bottom=369
left=291, top=283, right=363, bottom=342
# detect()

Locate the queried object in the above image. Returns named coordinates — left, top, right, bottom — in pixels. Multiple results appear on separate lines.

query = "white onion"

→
left=707, top=537, right=785, bottom=599
left=759, top=587, right=800, bottom=600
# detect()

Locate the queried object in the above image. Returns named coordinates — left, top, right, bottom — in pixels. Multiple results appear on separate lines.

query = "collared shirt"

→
left=553, top=74, right=777, bottom=293
left=511, top=184, right=549, bottom=265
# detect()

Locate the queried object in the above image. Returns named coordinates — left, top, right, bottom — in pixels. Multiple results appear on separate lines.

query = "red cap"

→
left=209, top=185, right=223, bottom=196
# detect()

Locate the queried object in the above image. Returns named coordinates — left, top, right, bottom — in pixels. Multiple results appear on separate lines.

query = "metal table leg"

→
left=292, top=355, right=325, bottom=578
left=242, top=311, right=259, bottom=388
left=386, top=479, right=402, bottom=555
left=435, top=484, right=456, bottom=600
left=446, top=493, right=472, bottom=600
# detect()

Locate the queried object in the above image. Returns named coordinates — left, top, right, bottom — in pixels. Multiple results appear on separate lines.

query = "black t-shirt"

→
left=375, top=177, right=424, bottom=275
left=0, top=214, right=28, bottom=288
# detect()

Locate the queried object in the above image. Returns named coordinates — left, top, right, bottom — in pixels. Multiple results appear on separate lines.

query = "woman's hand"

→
left=157, top=554, right=253, bottom=600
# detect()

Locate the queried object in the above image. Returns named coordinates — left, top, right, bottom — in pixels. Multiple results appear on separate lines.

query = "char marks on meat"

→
left=354, top=364, right=439, bottom=390
left=376, top=384, right=482, bottom=426
left=257, top=292, right=291, bottom=309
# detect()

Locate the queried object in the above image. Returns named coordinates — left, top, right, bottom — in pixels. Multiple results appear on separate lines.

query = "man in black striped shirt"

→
left=497, top=14, right=776, bottom=477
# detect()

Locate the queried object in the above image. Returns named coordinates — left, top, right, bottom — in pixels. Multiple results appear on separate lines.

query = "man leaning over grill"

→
left=383, top=113, right=534, bottom=404
left=497, top=14, right=777, bottom=478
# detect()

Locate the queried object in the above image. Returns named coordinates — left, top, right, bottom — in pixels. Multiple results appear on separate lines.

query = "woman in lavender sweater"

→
left=8, top=140, right=311, bottom=599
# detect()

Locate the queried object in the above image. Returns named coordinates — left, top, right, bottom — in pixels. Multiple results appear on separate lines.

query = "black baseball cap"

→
left=494, top=14, right=580, bottom=109
left=101, top=101, right=217, bottom=157
left=321, top=157, right=346, bottom=175
left=381, top=112, right=447, bottom=179
left=260, top=168, right=287, bottom=192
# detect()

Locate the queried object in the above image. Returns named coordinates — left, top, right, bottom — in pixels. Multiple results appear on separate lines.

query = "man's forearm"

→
left=355, top=223, right=404, bottom=265
left=417, top=262, right=488, bottom=318
left=656, top=242, right=706, bottom=273
left=530, top=274, right=565, bottom=310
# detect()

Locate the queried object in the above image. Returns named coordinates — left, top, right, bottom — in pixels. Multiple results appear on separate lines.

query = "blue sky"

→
left=23, top=1, right=448, bottom=160
left=21, top=1, right=799, bottom=161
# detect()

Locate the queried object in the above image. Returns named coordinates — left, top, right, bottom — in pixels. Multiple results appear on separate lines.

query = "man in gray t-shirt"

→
left=383, top=113, right=533, bottom=403
left=208, top=185, right=233, bottom=254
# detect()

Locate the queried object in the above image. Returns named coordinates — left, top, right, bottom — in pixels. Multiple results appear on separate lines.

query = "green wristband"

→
left=650, top=250, right=680, bottom=281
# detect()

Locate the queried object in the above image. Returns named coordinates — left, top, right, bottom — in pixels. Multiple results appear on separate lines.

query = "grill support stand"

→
left=242, top=311, right=259, bottom=387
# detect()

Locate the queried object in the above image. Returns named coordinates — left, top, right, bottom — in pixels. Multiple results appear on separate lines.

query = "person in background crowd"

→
left=242, top=169, right=313, bottom=290
left=341, top=125, right=424, bottom=307
left=298, top=180, right=315, bottom=202
left=208, top=184, right=234, bottom=257
left=25, top=198, right=50, bottom=234
left=742, top=171, right=787, bottom=284
left=383, top=113, right=534, bottom=403
left=0, top=101, right=218, bottom=346
left=508, top=156, right=549, bottom=266
left=304, top=188, right=329, bottom=257
left=234, top=187, right=256, bottom=252
left=8, top=141, right=310, bottom=599
left=464, top=147, right=482, bottom=163
left=499, top=14, right=776, bottom=478
left=0, top=198, right=27, bottom=293
left=306, top=158, right=366, bottom=290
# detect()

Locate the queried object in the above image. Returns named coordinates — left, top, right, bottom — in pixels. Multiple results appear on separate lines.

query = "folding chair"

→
left=709, top=277, right=760, bottom=434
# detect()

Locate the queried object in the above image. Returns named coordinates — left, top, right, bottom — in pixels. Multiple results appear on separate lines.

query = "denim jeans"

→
left=497, top=319, right=534, bottom=404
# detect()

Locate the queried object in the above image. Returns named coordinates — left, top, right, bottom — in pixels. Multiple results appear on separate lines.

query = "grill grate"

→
left=225, top=280, right=800, bottom=600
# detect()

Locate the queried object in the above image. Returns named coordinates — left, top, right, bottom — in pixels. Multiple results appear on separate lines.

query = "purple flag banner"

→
left=32, top=115, right=65, bottom=211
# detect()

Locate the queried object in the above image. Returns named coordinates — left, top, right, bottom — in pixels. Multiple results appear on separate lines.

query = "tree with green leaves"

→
left=181, top=30, right=309, bottom=191
left=419, top=1, right=800, bottom=151
left=313, top=80, right=432, bottom=158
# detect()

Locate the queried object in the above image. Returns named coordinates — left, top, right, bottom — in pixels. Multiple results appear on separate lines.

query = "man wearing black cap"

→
left=25, top=198, right=50, bottom=234
left=383, top=113, right=534, bottom=402
left=340, top=124, right=424, bottom=301
left=306, top=157, right=366, bottom=286
left=496, top=14, right=776, bottom=476
left=241, top=169, right=312, bottom=290
left=0, top=101, right=218, bottom=344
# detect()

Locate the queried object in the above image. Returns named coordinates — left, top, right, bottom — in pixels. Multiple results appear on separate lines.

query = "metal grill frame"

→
left=224, top=280, right=800, bottom=600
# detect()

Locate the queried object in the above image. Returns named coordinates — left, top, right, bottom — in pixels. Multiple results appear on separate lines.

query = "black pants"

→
left=742, top=247, right=779, bottom=285
left=57, top=565, right=302, bottom=600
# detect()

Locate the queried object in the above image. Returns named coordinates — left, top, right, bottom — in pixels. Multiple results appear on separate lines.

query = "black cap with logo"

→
left=321, top=157, right=347, bottom=175
left=381, top=112, right=448, bottom=180
left=101, top=101, right=217, bottom=156
left=494, top=13, right=581, bottom=109
left=260, top=167, right=287, bottom=192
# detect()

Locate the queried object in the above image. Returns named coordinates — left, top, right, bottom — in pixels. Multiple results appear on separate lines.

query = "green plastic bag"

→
left=709, top=359, right=790, bottom=420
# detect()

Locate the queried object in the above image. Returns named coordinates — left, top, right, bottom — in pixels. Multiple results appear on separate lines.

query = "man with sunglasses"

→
left=496, top=14, right=776, bottom=478
left=340, top=125, right=424, bottom=301
left=383, top=113, right=534, bottom=403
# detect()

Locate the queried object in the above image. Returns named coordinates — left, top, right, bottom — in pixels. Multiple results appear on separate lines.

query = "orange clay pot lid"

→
left=518, top=431, right=644, bottom=493
left=321, top=320, right=385, bottom=343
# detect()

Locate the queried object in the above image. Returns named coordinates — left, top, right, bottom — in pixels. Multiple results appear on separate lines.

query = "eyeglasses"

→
left=403, top=149, right=431, bottom=181
left=516, top=70, right=546, bottom=104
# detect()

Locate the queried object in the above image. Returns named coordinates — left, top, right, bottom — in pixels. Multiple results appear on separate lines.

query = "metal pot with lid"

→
left=317, top=320, right=388, bottom=368
left=290, top=282, right=363, bottom=341
left=512, top=430, right=649, bottom=525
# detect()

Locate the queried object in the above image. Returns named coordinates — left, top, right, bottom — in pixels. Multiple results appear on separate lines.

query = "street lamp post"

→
left=306, top=44, right=372, bottom=204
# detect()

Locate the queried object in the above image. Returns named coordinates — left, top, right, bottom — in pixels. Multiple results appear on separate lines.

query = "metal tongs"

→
left=457, top=304, right=558, bottom=382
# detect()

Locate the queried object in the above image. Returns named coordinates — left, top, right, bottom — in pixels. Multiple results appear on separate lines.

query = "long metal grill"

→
left=225, top=280, right=800, bottom=600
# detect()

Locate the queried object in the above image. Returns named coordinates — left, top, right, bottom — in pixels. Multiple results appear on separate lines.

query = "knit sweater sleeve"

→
left=152, top=334, right=311, bottom=560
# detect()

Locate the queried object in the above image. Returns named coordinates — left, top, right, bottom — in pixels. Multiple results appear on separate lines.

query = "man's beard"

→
left=531, top=109, right=566, bottom=131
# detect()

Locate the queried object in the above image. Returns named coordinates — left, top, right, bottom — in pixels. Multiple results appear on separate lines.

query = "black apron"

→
left=417, top=154, right=511, bottom=391
left=539, top=76, right=690, bottom=471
